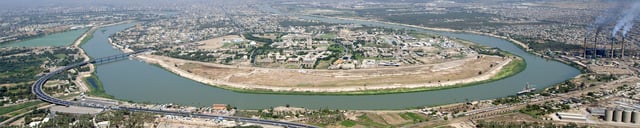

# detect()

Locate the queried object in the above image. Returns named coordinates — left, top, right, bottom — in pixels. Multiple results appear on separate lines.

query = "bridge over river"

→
left=31, top=49, right=317, bottom=128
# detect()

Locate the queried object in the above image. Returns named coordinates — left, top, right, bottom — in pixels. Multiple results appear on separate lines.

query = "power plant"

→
left=582, top=27, right=635, bottom=60
left=583, top=1, right=639, bottom=60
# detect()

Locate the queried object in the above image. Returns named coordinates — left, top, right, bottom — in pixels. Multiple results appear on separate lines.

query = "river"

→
left=1, top=28, right=88, bottom=47
left=79, top=16, right=580, bottom=110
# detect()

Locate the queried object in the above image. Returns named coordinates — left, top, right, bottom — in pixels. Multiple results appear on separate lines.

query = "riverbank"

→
left=135, top=53, right=523, bottom=95
left=76, top=14, right=578, bottom=109
left=82, top=74, right=114, bottom=98
left=73, top=21, right=134, bottom=98
left=94, top=17, right=529, bottom=95
left=120, top=16, right=528, bottom=95
left=0, top=28, right=90, bottom=48
left=72, top=26, right=97, bottom=93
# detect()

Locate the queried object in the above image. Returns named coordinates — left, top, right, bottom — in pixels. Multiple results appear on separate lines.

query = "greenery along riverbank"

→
left=83, top=74, right=114, bottom=99
left=77, top=28, right=96, bottom=47
left=196, top=55, right=526, bottom=96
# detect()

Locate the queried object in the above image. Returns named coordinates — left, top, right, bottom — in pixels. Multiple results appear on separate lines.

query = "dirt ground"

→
left=177, top=55, right=506, bottom=87
left=139, top=54, right=512, bottom=92
left=0, top=83, right=16, bottom=87
left=480, top=113, right=543, bottom=123
left=366, top=113, right=388, bottom=125
left=344, top=112, right=428, bottom=127
left=197, top=35, right=242, bottom=50
left=380, top=113, right=410, bottom=125
left=588, top=65, right=635, bottom=75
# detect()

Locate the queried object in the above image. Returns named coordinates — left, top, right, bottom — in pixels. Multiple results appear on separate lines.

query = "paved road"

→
left=32, top=52, right=317, bottom=128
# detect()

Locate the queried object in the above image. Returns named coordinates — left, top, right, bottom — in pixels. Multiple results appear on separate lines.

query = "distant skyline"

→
left=2, top=0, right=633, bottom=10
left=0, top=0, right=232, bottom=10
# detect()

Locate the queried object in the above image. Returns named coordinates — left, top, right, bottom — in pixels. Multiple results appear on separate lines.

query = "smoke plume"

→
left=590, top=3, right=624, bottom=34
left=612, top=1, right=640, bottom=37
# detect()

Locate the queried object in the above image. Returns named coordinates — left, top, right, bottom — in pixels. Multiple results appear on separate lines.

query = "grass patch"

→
left=0, top=101, right=43, bottom=116
left=340, top=120, right=357, bottom=127
left=0, top=94, right=79, bottom=124
left=284, top=64, right=299, bottom=69
left=315, top=59, right=332, bottom=69
left=221, top=42, right=236, bottom=48
left=400, top=112, right=425, bottom=122
left=319, top=33, right=337, bottom=39
left=78, top=28, right=95, bottom=47
left=83, top=73, right=114, bottom=99
left=491, top=57, right=526, bottom=81
left=54, top=54, right=67, bottom=59
left=409, top=31, right=437, bottom=39
left=356, top=114, right=387, bottom=127
left=0, top=116, right=8, bottom=123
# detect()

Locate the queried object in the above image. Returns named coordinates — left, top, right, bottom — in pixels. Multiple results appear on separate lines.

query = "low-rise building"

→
left=212, top=104, right=227, bottom=111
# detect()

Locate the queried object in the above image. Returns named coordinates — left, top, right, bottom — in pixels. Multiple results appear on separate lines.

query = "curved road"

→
left=31, top=52, right=316, bottom=128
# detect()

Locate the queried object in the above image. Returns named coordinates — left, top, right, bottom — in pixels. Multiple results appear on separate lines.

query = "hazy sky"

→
left=0, top=0, right=218, bottom=10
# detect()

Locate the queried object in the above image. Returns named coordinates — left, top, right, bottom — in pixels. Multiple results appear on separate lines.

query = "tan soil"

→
left=365, top=113, right=389, bottom=125
left=137, top=54, right=511, bottom=92
left=379, top=113, right=410, bottom=125
left=197, top=35, right=242, bottom=50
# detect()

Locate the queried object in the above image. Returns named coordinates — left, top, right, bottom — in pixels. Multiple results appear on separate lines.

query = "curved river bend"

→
left=80, top=17, right=579, bottom=110
left=1, top=28, right=88, bottom=47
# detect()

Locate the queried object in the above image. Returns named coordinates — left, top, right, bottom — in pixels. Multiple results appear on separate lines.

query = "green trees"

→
left=0, top=86, right=7, bottom=94
left=243, top=33, right=273, bottom=44
left=95, top=110, right=154, bottom=128
left=510, top=35, right=582, bottom=52
left=0, top=47, right=81, bottom=84
left=327, top=44, right=346, bottom=59
left=492, top=96, right=522, bottom=105
left=159, top=50, right=216, bottom=62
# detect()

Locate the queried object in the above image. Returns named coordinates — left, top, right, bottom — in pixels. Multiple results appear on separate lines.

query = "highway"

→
left=31, top=51, right=317, bottom=128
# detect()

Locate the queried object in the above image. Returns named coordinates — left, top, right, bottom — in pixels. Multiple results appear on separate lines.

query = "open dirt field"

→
left=380, top=113, right=410, bottom=125
left=197, top=35, right=242, bottom=50
left=365, top=113, right=388, bottom=125
left=0, top=83, right=17, bottom=87
left=588, top=65, right=635, bottom=75
left=137, top=54, right=511, bottom=92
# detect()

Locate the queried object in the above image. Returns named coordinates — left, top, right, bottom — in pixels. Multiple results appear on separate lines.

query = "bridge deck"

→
left=30, top=49, right=317, bottom=128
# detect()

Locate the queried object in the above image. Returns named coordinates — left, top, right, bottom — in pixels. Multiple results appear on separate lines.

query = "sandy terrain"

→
left=0, top=83, right=16, bottom=87
left=448, top=122, right=476, bottom=128
left=155, top=117, right=279, bottom=128
left=366, top=113, right=388, bottom=125
left=156, top=118, right=221, bottom=128
left=197, top=35, right=242, bottom=50
left=380, top=113, right=410, bottom=125
left=72, top=26, right=97, bottom=92
left=137, top=54, right=511, bottom=92
left=49, top=106, right=103, bottom=114
left=588, top=65, right=635, bottom=75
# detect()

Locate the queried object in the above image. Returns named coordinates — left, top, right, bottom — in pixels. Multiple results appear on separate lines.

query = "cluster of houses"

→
left=170, top=23, right=477, bottom=69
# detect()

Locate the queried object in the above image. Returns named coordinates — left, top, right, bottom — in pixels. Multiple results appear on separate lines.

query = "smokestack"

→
left=620, top=36, right=626, bottom=58
left=583, top=35, right=588, bottom=59
left=610, top=37, right=615, bottom=59
left=594, top=31, right=599, bottom=58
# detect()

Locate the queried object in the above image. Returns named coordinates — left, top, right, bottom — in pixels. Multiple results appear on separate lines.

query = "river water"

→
left=1, top=28, right=88, bottom=47
left=78, top=16, right=580, bottom=109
